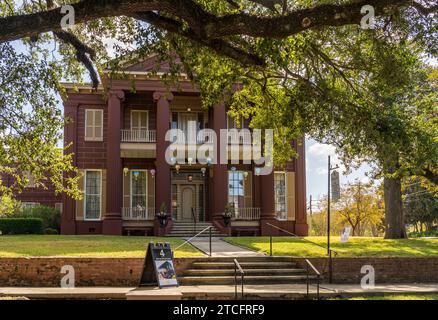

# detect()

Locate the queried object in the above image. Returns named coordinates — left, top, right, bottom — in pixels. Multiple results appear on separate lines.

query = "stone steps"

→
left=179, top=275, right=316, bottom=285
left=190, top=261, right=298, bottom=269
left=183, top=268, right=306, bottom=276
left=179, top=256, right=313, bottom=285
left=168, top=222, right=226, bottom=238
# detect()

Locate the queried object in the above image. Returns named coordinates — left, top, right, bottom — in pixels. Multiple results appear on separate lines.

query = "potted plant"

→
left=223, top=203, right=235, bottom=226
left=157, top=202, right=168, bottom=228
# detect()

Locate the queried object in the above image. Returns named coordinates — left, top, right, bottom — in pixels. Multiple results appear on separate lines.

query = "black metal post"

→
left=209, top=227, right=212, bottom=257
left=241, top=275, right=244, bottom=299
left=234, top=265, right=237, bottom=300
left=329, top=250, right=333, bottom=284
left=270, top=235, right=273, bottom=256
left=327, top=156, right=331, bottom=255
left=306, top=264, right=309, bottom=298
left=317, top=275, right=320, bottom=300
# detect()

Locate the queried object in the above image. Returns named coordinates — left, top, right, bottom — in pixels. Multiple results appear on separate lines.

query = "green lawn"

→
left=332, top=294, right=438, bottom=300
left=0, top=235, right=203, bottom=258
left=225, top=237, right=438, bottom=257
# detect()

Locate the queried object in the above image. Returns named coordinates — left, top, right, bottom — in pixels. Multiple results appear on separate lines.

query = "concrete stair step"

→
left=191, top=261, right=298, bottom=269
left=193, top=256, right=294, bottom=263
left=183, top=268, right=306, bottom=276
left=178, top=275, right=316, bottom=285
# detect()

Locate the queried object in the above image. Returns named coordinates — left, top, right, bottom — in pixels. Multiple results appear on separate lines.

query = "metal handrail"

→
left=174, top=226, right=213, bottom=257
left=191, top=207, right=197, bottom=237
left=305, top=259, right=321, bottom=300
left=233, top=259, right=244, bottom=300
left=265, top=222, right=338, bottom=283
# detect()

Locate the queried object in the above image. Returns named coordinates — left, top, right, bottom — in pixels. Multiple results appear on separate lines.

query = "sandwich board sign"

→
left=340, top=227, right=351, bottom=243
left=139, top=242, right=179, bottom=288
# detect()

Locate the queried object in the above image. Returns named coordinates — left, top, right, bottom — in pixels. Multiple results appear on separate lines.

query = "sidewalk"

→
left=2, top=283, right=437, bottom=300
left=188, top=238, right=263, bottom=257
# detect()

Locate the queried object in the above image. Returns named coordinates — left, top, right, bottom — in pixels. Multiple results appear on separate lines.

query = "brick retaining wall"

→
left=0, top=257, right=437, bottom=287
left=295, top=257, right=438, bottom=284
left=0, top=257, right=196, bottom=287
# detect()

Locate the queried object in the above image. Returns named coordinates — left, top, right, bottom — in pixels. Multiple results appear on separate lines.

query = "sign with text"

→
left=139, top=242, right=179, bottom=288
left=340, top=227, right=351, bottom=243
left=331, top=170, right=341, bottom=202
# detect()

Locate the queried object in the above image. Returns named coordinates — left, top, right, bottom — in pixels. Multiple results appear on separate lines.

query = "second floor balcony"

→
left=121, top=129, right=156, bottom=143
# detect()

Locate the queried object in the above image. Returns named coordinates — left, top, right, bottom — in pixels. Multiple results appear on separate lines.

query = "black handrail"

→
left=305, top=259, right=321, bottom=300
left=234, top=259, right=244, bottom=300
left=174, top=226, right=213, bottom=257
left=265, top=222, right=338, bottom=283
left=191, top=207, right=197, bottom=237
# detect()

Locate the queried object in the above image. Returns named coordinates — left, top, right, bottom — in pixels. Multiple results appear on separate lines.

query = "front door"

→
left=181, top=186, right=194, bottom=221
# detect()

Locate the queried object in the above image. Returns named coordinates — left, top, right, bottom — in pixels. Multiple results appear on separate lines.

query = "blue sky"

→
left=305, top=139, right=373, bottom=204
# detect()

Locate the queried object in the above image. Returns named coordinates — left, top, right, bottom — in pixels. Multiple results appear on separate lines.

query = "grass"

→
left=332, top=294, right=438, bottom=300
left=0, top=235, right=203, bottom=258
left=225, top=236, right=438, bottom=257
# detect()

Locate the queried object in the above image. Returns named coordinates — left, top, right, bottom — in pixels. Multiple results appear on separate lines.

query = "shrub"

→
left=11, top=205, right=61, bottom=232
left=0, top=218, right=43, bottom=235
left=44, top=228, right=59, bottom=235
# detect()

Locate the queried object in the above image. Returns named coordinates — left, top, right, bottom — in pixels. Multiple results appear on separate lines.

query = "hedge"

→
left=0, top=218, right=44, bottom=235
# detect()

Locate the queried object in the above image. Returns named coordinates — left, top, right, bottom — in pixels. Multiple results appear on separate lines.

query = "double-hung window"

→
left=274, top=172, right=287, bottom=220
left=228, top=171, right=245, bottom=215
left=84, top=170, right=102, bottom=220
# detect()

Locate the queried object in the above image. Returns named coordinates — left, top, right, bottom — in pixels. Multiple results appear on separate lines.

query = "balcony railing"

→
left=172, top=130, right=215, bottom=144
left=121, top=130, right=156, bottom=143
left=122, top=207, right=155, bottom=220
left=233, top=207, right=261, bottom=220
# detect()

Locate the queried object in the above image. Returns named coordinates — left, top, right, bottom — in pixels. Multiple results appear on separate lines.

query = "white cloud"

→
left=308, top=143, right=336, bottom=157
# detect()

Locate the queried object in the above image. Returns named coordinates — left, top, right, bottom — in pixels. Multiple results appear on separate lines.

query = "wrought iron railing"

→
left=122, top=207, right=155, bottom=220
left=234, top=259, right=245, bottom=300
left=265, top=222, right=338, bottom=283
left=232, top=207, right=261, bottom=221
left=121, top=130, right=156, bottom=143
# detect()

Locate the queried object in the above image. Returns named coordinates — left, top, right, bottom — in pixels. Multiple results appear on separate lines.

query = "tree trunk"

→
left=384, top=176, right=407, bottom=239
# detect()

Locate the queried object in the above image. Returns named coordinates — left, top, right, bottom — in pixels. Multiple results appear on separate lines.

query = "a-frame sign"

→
left=139, top=242, right=179, bottom=288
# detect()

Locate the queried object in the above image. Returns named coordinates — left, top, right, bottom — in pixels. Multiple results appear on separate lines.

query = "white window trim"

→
left=84, top=169, right=102, bottom=221
left=23, top=171, right=35, bottom=188
left=129, top=170, right=148, bottom=210
left=228, top=170, right=245, bottom=210
left=22, top=202, right=40, bottom=209
left=55, top=203, right=63, bottom=213
left=275, top=171, right=288, bottom=221
left=130, top=110, right=149, bottom=131
left=84, top=109, right=104, bottom=142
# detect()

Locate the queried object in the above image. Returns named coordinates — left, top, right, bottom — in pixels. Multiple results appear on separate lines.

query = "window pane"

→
left=85, top=171, right=101, bottom=219
left=275, top=173, right=287, bottom=218
left=131, top=171, right=146, bottom=208
left=228, top=171, right=245, bottom=210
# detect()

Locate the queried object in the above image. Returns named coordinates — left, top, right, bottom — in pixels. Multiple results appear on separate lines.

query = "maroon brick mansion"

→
left=12, top=55, right=308, bottom=237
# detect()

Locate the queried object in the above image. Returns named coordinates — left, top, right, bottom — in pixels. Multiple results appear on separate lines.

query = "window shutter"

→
left=123, top=171, right=131, bottom=209
left=76, top=170, right=85, bottom=220
left=85, top=109, right=103, bottom=141
left=244, top=171, right=252, bottom=208
left=287, top=172, right=296, bottom=221
left=85, top=110, right=94, bottom=140
left=148, top=170, right=155, bottom=212
left=102, top=169, right=107, bottom=217
left=95, top=110, right=103, bottom=140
